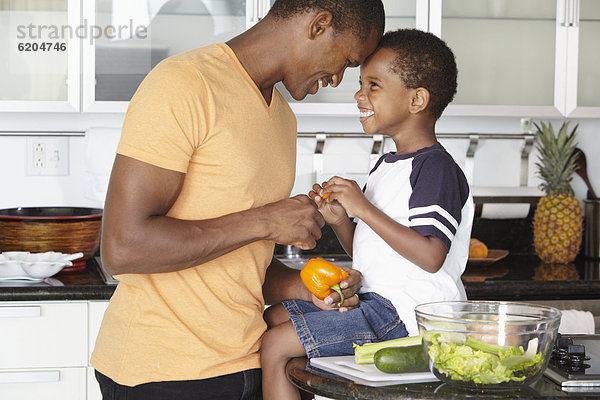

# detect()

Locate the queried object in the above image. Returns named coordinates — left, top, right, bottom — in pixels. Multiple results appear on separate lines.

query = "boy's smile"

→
left=359, top=108, right=374, bottom=123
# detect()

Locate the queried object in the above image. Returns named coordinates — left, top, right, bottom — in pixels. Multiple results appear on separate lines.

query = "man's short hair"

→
left=380, top=29, right=457, bottom=120
left=268, top=0, right=385, bottom=41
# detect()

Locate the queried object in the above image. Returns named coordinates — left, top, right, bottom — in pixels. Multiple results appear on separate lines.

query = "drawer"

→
left=0, top=302, right=87, bottom=368
left=0, top=367, right=86, bottom=400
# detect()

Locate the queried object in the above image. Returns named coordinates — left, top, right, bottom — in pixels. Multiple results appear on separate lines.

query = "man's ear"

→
left=409, top=87, right=430, bottom=114
left=308, top=10, right=333, bottom=39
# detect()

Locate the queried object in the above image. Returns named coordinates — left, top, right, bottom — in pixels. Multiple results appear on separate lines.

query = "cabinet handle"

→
left=370, top=134, right=384, bottom=170
left=0, top=306, right=41, bottom=318
left=0, top=371, right=60, bottom=384
left=563, top=0, right=579, bottom=27
left=250, top=0, right=260, bottom=22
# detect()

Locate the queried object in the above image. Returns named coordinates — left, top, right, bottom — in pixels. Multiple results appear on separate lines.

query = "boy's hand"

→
left=321, top=177, right=371, bottom=220
left=315, top=267, right=362, bottom=312
left=309, top=183, right=348, bottom=226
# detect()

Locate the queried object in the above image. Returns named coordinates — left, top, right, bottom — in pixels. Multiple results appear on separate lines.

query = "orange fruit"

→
left=469, top=238, right=488, bottom=258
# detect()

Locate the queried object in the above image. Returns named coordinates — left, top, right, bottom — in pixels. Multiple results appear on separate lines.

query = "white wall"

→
left=0, top=112, right=598, bottom=210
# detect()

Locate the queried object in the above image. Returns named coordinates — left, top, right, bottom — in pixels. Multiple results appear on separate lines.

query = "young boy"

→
left=260, top=29, right=473, bottom=399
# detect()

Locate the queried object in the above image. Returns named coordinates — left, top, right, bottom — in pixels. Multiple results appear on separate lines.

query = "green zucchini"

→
left=374, top=345, right=429, bottom=374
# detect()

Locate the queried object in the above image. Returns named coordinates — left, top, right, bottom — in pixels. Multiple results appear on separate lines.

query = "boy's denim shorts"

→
left=282, top=291, right=408, bottom=359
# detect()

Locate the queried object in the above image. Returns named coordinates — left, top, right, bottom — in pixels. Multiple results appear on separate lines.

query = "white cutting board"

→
left=310, top=355, right=438, bottom=387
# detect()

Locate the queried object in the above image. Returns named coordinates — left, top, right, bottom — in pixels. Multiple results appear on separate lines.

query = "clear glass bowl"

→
left=415, top=301, right=561, bottom=390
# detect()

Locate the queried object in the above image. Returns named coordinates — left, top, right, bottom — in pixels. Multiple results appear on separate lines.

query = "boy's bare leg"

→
left=261, top=320, right=307, bottom=400
left=264, top=303, right=290, bottom=329
left=287, top=357, right=313, bottom=400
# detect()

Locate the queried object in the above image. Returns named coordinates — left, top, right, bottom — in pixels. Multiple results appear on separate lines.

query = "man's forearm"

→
left=101, top=206, right=271, bottom=275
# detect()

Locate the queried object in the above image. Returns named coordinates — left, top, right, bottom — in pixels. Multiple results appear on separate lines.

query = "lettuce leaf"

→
left=428, top=334, right=544, bottom=384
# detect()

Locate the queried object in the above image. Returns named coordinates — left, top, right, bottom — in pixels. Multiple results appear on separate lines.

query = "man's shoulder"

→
left=136, top=44, right=235, bottom=95
left=166, top=43, right=228, bottom=64
left=150, top=44, right=231, bottom=78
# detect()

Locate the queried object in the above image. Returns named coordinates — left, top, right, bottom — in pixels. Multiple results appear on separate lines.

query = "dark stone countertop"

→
left=463, top=254, right=600, bottom=301
left=0, top=258, right=115, bottom=301
left=288, top=362, right=600, bottom=400
left=0, top=254, right=599, bottom=302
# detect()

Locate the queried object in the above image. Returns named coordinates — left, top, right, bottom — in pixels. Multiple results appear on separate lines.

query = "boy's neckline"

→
left=384, top=142, right=442, bottom=162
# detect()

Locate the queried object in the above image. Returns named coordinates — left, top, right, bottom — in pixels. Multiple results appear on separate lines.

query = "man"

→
left=91, top=1, right=385, bottom=398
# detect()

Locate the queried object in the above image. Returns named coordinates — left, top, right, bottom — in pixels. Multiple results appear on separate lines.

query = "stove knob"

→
left=567, top=344, right=590, bottom=367
left=558, top=337, right=574, bottom=350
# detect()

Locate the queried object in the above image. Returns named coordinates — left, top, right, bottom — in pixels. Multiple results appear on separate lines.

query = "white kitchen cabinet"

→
left=3, top=0, right=596, bottom=119
left=432, top=0, right=599, bottom=118
left=0, top=301, right=87, bottom=369
left=82, top=0, right=256, bottom=112
left=569, top=0, right=600, bottom=117
left=0, top=301, right=87, bottom=400
left=0, top=0, right=80, bottom=112
left=0, top=367, right=86, bottom=399
left=81, top=0, right=426, bottom=115
left=0, top=300, right=110, bottom=400
left=87, top=301, right=109, bottom=400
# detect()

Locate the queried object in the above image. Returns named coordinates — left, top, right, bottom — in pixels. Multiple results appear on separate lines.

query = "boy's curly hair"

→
left=380, top=29, right=457, bottom=120
left=268, top=0, right=385, bottom=41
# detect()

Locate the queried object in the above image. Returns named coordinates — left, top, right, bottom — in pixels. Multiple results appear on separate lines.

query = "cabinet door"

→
left=0, top=0, right=80, bottom=111
left=0, top=302, right=87, bottom=369
left=434, top=0, right=563, bottom=117
left=569, top=0, right=600, bottom=117
left=83, top=0, right=247, bottom=111
left=277, top=0, right=424, bottom=116
left=0, top=368, right=86, bottom=400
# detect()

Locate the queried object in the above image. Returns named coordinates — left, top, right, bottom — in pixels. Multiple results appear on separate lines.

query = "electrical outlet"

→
left=32, top=142, right=46, bottom=169
left=26, top=137, right=69, bottom=176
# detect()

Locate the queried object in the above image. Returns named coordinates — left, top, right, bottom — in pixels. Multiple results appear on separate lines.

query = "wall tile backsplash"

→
left=0, top=116, right=598, bottom=210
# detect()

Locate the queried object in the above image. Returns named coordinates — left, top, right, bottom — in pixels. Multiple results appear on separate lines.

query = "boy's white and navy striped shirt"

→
left=352, top=142, right=474, bottom=336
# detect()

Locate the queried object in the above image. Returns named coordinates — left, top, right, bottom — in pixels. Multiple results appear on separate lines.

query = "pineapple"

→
left=533, top=121, right=583, bottom=263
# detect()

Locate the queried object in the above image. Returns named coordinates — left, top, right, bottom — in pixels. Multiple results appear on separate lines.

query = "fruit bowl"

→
left=415, top=301, right=561, bottom=390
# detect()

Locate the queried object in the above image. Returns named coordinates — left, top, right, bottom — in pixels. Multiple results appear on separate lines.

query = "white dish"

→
left=310, top=355, right=438, bottom=387
left=0, top=251, right=83, bottom=281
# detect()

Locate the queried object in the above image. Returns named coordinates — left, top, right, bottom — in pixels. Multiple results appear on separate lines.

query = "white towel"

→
left=558, top=310, right=596, bottom=335
left=480, top=203, right=531, bottom=219
left=111, top=0, right=169, bottom=40
left=84, top=127, right=122, bottom=205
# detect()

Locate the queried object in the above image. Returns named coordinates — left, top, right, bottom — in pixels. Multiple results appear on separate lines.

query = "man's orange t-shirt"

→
left=91, top=43, right=297, bottom=386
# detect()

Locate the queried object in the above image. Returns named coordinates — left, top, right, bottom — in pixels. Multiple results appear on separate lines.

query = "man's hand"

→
left=262, top=194, right=325, bottom=250
left=309, top=183, right=348, bottom=226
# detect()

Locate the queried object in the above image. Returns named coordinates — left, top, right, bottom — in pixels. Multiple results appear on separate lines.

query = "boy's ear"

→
left=409, top=87, right=430, bottom=114
left=308, top=10, right=333, bottom=39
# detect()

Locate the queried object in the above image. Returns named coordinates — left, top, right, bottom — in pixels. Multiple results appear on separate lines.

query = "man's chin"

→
left=289, top=90, right=310, bottom=101
left=283, top=83, right=313, bottom=101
